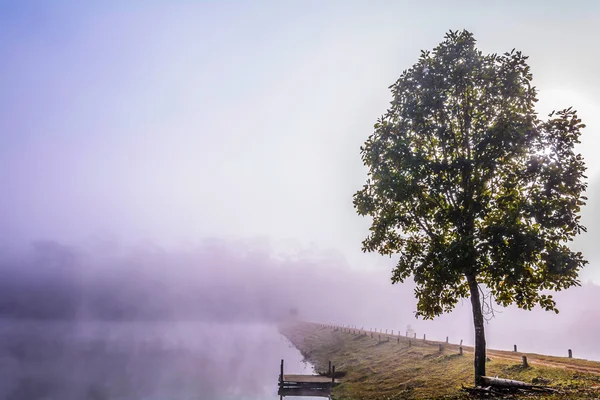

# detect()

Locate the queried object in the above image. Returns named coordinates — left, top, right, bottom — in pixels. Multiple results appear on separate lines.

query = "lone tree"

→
left=353, top=30, right=587, bottom=385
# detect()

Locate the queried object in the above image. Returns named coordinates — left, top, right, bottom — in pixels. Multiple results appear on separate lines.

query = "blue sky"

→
left=1, top=1, right=600, bottom=280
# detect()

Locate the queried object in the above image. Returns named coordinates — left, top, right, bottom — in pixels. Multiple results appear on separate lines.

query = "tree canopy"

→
left=353, top=29, right=587, bottom=383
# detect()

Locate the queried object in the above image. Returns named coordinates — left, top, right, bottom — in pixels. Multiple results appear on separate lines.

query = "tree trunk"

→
left=466, top=273, right=486, bottom=386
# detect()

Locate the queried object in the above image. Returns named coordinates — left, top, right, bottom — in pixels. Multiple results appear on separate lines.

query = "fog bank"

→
left=1, top=238, right=599, bottom=361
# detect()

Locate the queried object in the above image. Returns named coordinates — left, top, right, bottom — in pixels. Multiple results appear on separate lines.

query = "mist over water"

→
left=0, top=319, right=314, bottom=400
left=0, top=238, right=599, bottom=400
left=0, top=239, right=382, bottom=399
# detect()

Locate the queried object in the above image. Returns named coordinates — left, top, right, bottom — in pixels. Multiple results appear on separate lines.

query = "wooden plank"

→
left=278, top=388, right=332, bottom=397
left=280, top=384, right=332, bottom=390
left=283, top=374, right=336, bottom=383
left=280, top=383, right=332, bottom=388
left=281, top=381, right=333, bottom=387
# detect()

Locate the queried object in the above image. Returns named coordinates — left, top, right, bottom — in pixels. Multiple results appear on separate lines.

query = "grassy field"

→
left=279, top=321, right=600, bottom=399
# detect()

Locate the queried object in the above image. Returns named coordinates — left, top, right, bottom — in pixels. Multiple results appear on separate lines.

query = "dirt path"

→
left=330, top=325, right=600, bottom=376
left=426, top=342, right=600, bottom=375
left=486, top=350, right=600, bottom=375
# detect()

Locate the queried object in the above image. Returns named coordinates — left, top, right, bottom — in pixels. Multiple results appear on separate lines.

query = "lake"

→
left=0, top=319, right=314, bottom=400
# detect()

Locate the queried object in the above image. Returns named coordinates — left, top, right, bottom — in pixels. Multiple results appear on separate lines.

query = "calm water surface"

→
left=0, top=319, right=315, bottom=400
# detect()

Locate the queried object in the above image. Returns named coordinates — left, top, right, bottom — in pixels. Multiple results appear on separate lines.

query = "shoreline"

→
left=280, top=321, right=600, bottom=399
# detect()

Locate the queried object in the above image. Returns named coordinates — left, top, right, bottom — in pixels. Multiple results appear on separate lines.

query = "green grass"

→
left=279, top=322, right=600, bottom=399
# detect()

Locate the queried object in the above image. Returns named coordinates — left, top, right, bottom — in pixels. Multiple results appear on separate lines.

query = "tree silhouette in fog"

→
left=354, top=30, right=588, bottom=385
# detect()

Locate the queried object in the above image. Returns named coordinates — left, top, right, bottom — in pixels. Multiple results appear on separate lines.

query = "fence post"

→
left=328, top=361, right=331, bottom=376
left=439, top=344, right=442, bottom=352
left=460, top=339, right=463, bottom=346
left=332, top=366, right=335, bottom=383
left=459, top=346, right=463, bottom=356
left=423, top=334, right=426, bottom=341
left=397, top=337, right=400, bottom=344
left=522, top=355, right=529, bottom=368
left=409, top=340, right=412, bottom=347
left=568, top=349, right=573, bottom=358
left=446, top=336, right=448, bottom=343
left=514, top=344, right=517, bottom=352
left=414, top=333, right=416, bottom=339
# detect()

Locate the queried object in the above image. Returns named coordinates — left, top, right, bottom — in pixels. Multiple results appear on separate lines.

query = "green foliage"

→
left=353, top=30, right=587, bottom=319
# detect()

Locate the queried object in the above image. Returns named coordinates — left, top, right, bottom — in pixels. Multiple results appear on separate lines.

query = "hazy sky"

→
left=1, top=1, right=599, bottom=280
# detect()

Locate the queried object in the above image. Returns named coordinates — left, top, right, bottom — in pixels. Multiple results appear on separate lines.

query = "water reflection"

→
left=0, top=319, right=315, bottom=400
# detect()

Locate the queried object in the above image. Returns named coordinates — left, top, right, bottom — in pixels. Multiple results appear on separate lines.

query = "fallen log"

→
left=481, top=376, right=557, bottom=392
left=461, top=376, right=559, bottom=397
left=481, top=376, right=535, bottom=388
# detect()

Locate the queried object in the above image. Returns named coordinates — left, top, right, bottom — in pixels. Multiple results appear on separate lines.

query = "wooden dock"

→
left=278, top=359, right=339, bottom=398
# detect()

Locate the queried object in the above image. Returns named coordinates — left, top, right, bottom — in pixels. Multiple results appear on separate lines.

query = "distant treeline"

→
left=3, top=237, right=600, bottom=358
left=0, top=240, right=299, bottom=322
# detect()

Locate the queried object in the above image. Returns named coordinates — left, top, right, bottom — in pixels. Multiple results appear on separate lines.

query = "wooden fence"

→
left=311, top=322, right=575, bottom=363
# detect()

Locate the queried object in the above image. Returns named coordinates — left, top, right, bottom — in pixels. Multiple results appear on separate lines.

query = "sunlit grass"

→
left=281, top=322, right=600, bottom=399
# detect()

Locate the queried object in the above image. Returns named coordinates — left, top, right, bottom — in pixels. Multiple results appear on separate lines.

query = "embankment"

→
left=279, top=321, right=600, bottom=399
